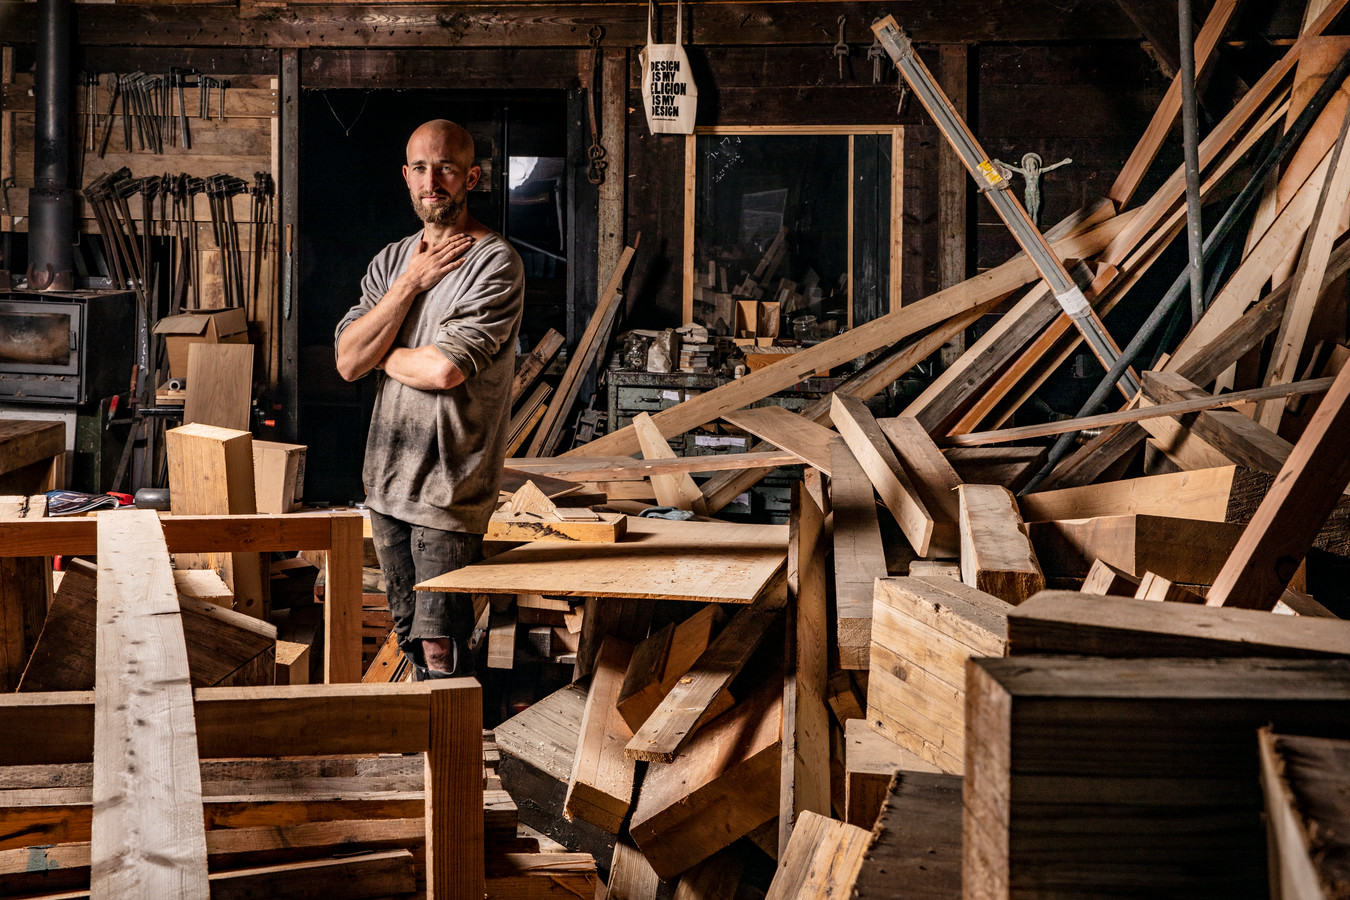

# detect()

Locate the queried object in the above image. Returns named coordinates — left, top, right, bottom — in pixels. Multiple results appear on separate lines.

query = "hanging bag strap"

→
left=647, top=0, right=683, bottom=46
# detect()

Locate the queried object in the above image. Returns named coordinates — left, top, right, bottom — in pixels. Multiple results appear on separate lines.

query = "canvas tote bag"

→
left=640, top=0, right=698, bottom=134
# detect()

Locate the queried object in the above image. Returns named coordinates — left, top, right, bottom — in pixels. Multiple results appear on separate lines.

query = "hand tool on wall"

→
left=97, top=73, right=120, bottom=159
left=872, top=15, right=1140, bottom=398
left=833, top=16, right=849, bottom=81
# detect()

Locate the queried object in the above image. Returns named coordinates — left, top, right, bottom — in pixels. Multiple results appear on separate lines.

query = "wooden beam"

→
left=853, top=770, right=963, bottom=899
left=1020, top=465, right=1246, bottom=523
left=629, top=675, right=783, bottom=881
left=1080, top=559, right=1143, bottom=596
left=424, top=679, right=485, bottom=900
left=0, top=2, right=1151, bottom=49
left=958, top=484, right=1044, bottom=605
left=568, top=213, right=1133, bottom=460
left=1141, top=371, right=1294, bottom=475
left=1260, top=100, right=1350, bottom=431
left=1108, top=0, right=1240, bottom=207
left=1007, top=591, right=1350, bottom=658
left=1026, top=514, right=1245, bottom=583
left=1208, top=359, right=1350, bottom=609
left=831, top=437, right=888, bottom=671
left=878, top=416, right=963, bottom=554
left=529, top=243, right=635, bottom=457
left=511, top=328, right=565, bottom=405
left=508, top=450, right=802, bottom=481
left=937, top=43, right=969, bottom=368
left=722, top=405, right=837, bottom=474
left=565, top=637, right=636, bottom=834
left=780, top=484, right=830, bottom=857
left=1258, top=730, right=1350, bottom=900
left=944, top=377, right=1335, bottom=447
left=91, top=509, right=209, bottom=899
left=616, top=605, right=727, bottom=733
left=764, top=811, right=869, bottom=900
left=633, top=412, right=708, bottom=514
left=832, top=394, right=937, bottom=557
left=625, top=586, right=785, bottom=764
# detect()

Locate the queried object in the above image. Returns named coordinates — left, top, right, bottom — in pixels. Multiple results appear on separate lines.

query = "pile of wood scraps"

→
left=472, top=4, right=1350, bottom=894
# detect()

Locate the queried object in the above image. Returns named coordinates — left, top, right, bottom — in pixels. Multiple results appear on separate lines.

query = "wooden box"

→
left=866, top=576, right=1013, bottom=775
left=253, top=440, right=306, bottom=514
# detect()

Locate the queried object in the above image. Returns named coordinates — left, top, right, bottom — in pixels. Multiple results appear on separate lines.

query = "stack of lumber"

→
left=473, top=5, right=1350, bottom=894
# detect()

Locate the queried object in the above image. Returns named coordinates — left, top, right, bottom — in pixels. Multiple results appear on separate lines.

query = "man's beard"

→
left=411, top=189, right=467, bottom=226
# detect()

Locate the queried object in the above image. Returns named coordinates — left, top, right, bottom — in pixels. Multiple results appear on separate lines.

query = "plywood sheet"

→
left=418, top=517, right=787, bottom=604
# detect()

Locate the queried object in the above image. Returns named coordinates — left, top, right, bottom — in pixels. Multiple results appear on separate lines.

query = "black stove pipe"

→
left=28, top=0, right=76, bottom=291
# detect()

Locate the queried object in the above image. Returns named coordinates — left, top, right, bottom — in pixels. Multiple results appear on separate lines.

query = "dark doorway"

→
left=297, top=91, right=569, bottom=504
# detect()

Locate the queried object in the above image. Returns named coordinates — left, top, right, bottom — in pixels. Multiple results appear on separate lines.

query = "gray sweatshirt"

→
left=335, top=231, right=524, bottom=532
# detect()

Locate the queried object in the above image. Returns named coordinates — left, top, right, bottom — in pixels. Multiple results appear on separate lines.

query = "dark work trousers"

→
left=368, top=510, right=483, bottom=674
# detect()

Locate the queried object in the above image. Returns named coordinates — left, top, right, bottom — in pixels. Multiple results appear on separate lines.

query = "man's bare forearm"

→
left=381, top=345, right=465, bottom=391
left=336, top=281, right=420, bottom=381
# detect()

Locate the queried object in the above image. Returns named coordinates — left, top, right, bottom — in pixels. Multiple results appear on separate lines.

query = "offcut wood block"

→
left=867, top=576, right=1012, bottom=775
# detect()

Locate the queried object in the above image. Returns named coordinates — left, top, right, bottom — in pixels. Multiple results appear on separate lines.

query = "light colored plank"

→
left=605, top=834, right=661, bottom=900
left=1135, top=571, right=1206, bottom=604
left=1260, top=71, right=1350, bottom=431
left=626, top=585, right=785, bottom=764
left=878, top=416, right=962, bottom=543
left=958, top=484, right=1044, bottom=605
left=764, top=810, right=869, bottom=900
left=507, top=450, right=803, bottom=482
left=780, top=484, right=830, bottom=857
left=1026, top=514, right=1245, bottom=584
left=565, top=637, right=636, bottom=834
left=418, top=517, right=788, bottom=605
left=832, top=394, right=937, bottom=557
left=91, top=509, right=209, bottom=899
left=629, top=676, right=783, bottom=881
left=831, top=437, right=887, bottom=670
left=633, top=412, right=708, bottom=515
left=1020, top=466, right=1241, bottom=523
left=616, top=605, right=727, bottom=733
left=487, top=605, right=516, bottom=670
left=324, top=513, right=363, bottom=684
left=183, top=342, right=254, bottom=431
left=1080, top=559, right=1142, bottom=596
left=722, top=405, right=837, bottom=474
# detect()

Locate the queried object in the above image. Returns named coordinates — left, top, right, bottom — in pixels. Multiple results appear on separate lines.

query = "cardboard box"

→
left=253, top=440, right=306, bottom=514
left=154, top=308, right=249, bottom=379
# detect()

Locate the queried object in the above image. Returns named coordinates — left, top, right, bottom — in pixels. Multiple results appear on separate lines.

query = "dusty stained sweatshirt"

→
left=335, top=230, right=524, bottom=533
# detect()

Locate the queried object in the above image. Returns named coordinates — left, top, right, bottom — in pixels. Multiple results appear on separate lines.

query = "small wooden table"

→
left=0, top=419, right=65, bottom=493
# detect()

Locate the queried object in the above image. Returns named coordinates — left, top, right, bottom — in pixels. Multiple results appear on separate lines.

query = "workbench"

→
left=0, top=418, right=65, bottom=493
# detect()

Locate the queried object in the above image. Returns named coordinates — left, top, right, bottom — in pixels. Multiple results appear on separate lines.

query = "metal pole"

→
left=1179, top=0, right=1205, bottom=326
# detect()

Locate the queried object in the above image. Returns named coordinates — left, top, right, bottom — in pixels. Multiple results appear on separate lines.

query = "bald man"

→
left=335, top=120, right=524, bottom=679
